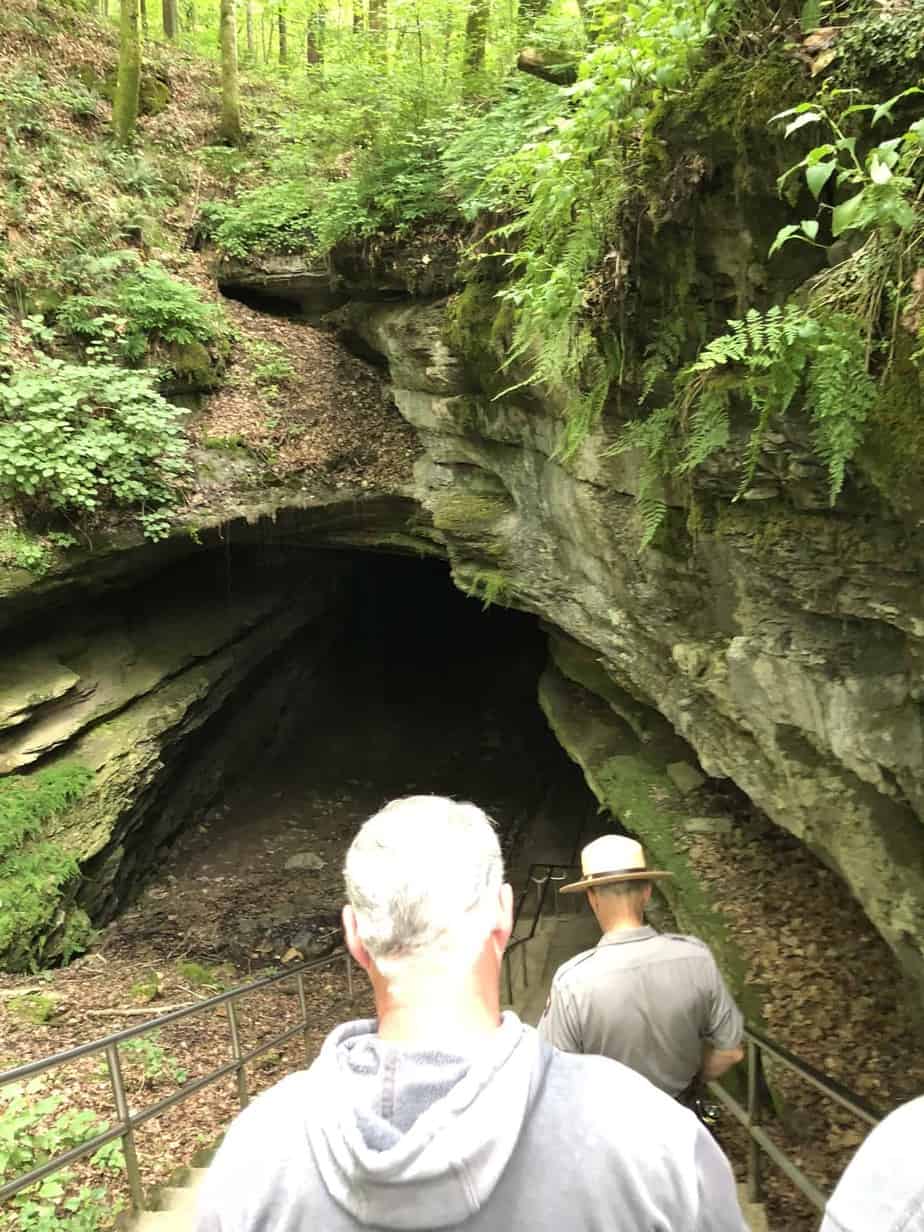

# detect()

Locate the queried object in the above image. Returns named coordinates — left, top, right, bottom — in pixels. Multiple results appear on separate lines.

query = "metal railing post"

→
left=105, top=1043, right=145, bottom=1213
left=747, top=1037, right=764, bottom=1205
left=296, top=971, right=311, bottom=1067
left=504, top=952, right=513, bottom=1005
left=226, top=1001, right=249, bottom=1109
left=521, top=939, right=529, bottom=988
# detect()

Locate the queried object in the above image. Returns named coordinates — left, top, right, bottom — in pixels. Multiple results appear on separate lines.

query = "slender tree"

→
left=305, top=5, right=322, bottom=64
left=162, top=0, right=178, bottom=38
left=139, top=0, right=149, bottom=36
left=245, top=0, right=255, bottom=59
left=463, top=0, right=489, bottom=75
left=219, top=0, right=243, bottom=144
left=368, top=0, right=384, bottom=35
left=278, top=2, right=288, bottom=62
left=114, top=0, right=142, bottom=145
left=353, top=0, right=363, bottom=33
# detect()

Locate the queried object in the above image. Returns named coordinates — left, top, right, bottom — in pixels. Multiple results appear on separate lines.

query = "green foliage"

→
left=0, top=530, right=50, bottom=575
left=0, top=358, right=189, bottom=539
left=201, top=182, right=317, bottom=259
left=0, top=1077, right=123, bottom=1232
left=119, top=1031, right=188, bottom=1087
left=0, top=766, right=94, bottom=971
left=176, top=959, right=227, bottom=988
left=56, top=262, right=227, bottom=364
left=472, top=0, right=725, bottom=456
left=613, top=306, right=877, bottom=546
left=771, top=90, right=923, bottom=257
left=241, top=338, right=295, bottom=388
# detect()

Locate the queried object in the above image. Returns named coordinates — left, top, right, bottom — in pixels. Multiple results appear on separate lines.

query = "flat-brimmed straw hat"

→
left=560, top=835, right=672, bottom=894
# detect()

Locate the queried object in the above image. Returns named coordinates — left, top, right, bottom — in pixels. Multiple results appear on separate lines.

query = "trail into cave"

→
left=108, top=551, right=598, bottom=970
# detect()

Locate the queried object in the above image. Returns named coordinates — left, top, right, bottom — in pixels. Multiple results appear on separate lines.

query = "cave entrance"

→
left=106, top=546, right=600, bottom=967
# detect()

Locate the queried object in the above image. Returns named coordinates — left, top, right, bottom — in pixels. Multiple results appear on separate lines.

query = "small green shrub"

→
left=242, top=338, right=295, bottom=387
left=0, top=358, right=189, bottom=539
left=202, top=182, right=317, bottom=259
left=57, top=262, right=227, bottom=363
left=0, top=1078, right=123, bottom=1232
left=119, top=1032, right=187, bottom=1087
left=0, top=530, right=50, bottom=575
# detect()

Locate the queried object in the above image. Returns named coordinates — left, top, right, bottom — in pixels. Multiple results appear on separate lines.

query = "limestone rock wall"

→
left=342, top=296, right=924, bottom=1005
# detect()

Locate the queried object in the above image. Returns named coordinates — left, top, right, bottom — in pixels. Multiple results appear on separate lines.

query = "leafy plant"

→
left=201, top=182, right=317, bottom=259
left=57, top=263, right=227, bottom=363
left=0, top=1078, right=123, bottom=1232
left=118, top=1032, right=188, bottom=1089
left=475, top=0, right=724, bottom=457
left=770, top=88, right=924, bottom=258
left=0, top=358, right=189, bottom=538
left=613, top=306, right=876, bottom=546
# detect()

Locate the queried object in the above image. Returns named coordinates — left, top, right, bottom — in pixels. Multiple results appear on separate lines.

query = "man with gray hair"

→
left=539, top=834, right=744, bottom=1100
left=196, top=796, right=748, bottom=1231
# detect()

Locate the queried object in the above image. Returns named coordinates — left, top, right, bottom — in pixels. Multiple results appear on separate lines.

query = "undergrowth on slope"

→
left=0, top=766, right=95, bottom=971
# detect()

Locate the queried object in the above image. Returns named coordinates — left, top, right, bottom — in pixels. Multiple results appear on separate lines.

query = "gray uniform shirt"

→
left=538, top=925, right=743, bottom=1096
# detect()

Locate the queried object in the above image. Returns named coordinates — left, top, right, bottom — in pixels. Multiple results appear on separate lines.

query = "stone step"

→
left=737, top=1183, right=770, bottom=1232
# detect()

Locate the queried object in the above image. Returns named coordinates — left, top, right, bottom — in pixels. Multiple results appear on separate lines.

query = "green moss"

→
left=176, top=959, right=231, bottom=988
left=428, top=490, right=510, bottom=539
left=0, top=765, right=94, bottom=971
left=856, top=340, right=924, bottom=516
left=7, top=992, right=58, bottom=1024
left=443, top=278, right=511, bottom=396
left=454, top=566, right=513, bottom=610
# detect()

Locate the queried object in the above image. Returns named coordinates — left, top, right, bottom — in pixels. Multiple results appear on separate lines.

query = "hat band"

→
left=583, top=866, right=650, bottom=880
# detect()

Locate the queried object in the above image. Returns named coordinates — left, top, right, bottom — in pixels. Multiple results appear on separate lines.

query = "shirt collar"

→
left=597, top=925, right=658, bottom=947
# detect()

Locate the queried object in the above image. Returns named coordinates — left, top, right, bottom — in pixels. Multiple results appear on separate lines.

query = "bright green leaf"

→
left=805, top=160, right=836, bottom=199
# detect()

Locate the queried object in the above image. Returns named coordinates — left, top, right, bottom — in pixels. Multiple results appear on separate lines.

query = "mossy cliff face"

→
left=338, top=206, right=924, bottom=1008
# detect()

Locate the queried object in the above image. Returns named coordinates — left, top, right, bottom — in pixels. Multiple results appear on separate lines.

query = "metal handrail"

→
left=501, top=862, right=884, bottom=1215
left=502, top=862, right=579, bottom=1004
left=707, top=1025, right=884, bottom=1213
left=0, top=945, right=353, bottom=1211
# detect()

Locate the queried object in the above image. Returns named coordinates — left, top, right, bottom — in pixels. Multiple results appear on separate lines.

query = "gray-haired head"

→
left=344, top=795, right=504, bottom=979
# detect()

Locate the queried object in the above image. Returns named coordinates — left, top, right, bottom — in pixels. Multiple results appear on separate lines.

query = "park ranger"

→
left=538, top=833, right=745, bottom=1099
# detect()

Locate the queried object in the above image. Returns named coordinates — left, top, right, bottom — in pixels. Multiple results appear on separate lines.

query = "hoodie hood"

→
left=304, top=1013, right=544, bottom=1229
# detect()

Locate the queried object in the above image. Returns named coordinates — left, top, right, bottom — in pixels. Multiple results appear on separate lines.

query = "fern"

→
left=612, top=305, right=877, bottom=545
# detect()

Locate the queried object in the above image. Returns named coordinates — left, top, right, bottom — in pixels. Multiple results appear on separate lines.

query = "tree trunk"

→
left=278, top=5, right=288, bottom=62
left=245, top=0, right=254, bottom=57
left=353, top=0, right=363, bottom=33
left=185, top=0, right=195, bottom=30
left=463, top=0, right=489, bottom=76
left=139, top=0, right=149, bottom=36
left=219, top=0, right=242, bottom=144
left=368, top=0, right=384, bottom=34
left=305, top=10, right=322, bottom=64
left=162, top=0, right=177, bottom=39
left=114, top=0, right=141, bottom=145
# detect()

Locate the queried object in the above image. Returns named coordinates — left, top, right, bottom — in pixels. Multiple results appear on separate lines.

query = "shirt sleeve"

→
left=701, top=959, right=743, bottom=1051
left=537, top=979, right=583, bottom=1052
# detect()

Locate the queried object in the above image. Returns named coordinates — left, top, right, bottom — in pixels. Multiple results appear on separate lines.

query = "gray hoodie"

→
left=196, top=1013, right=748, bottom=1232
